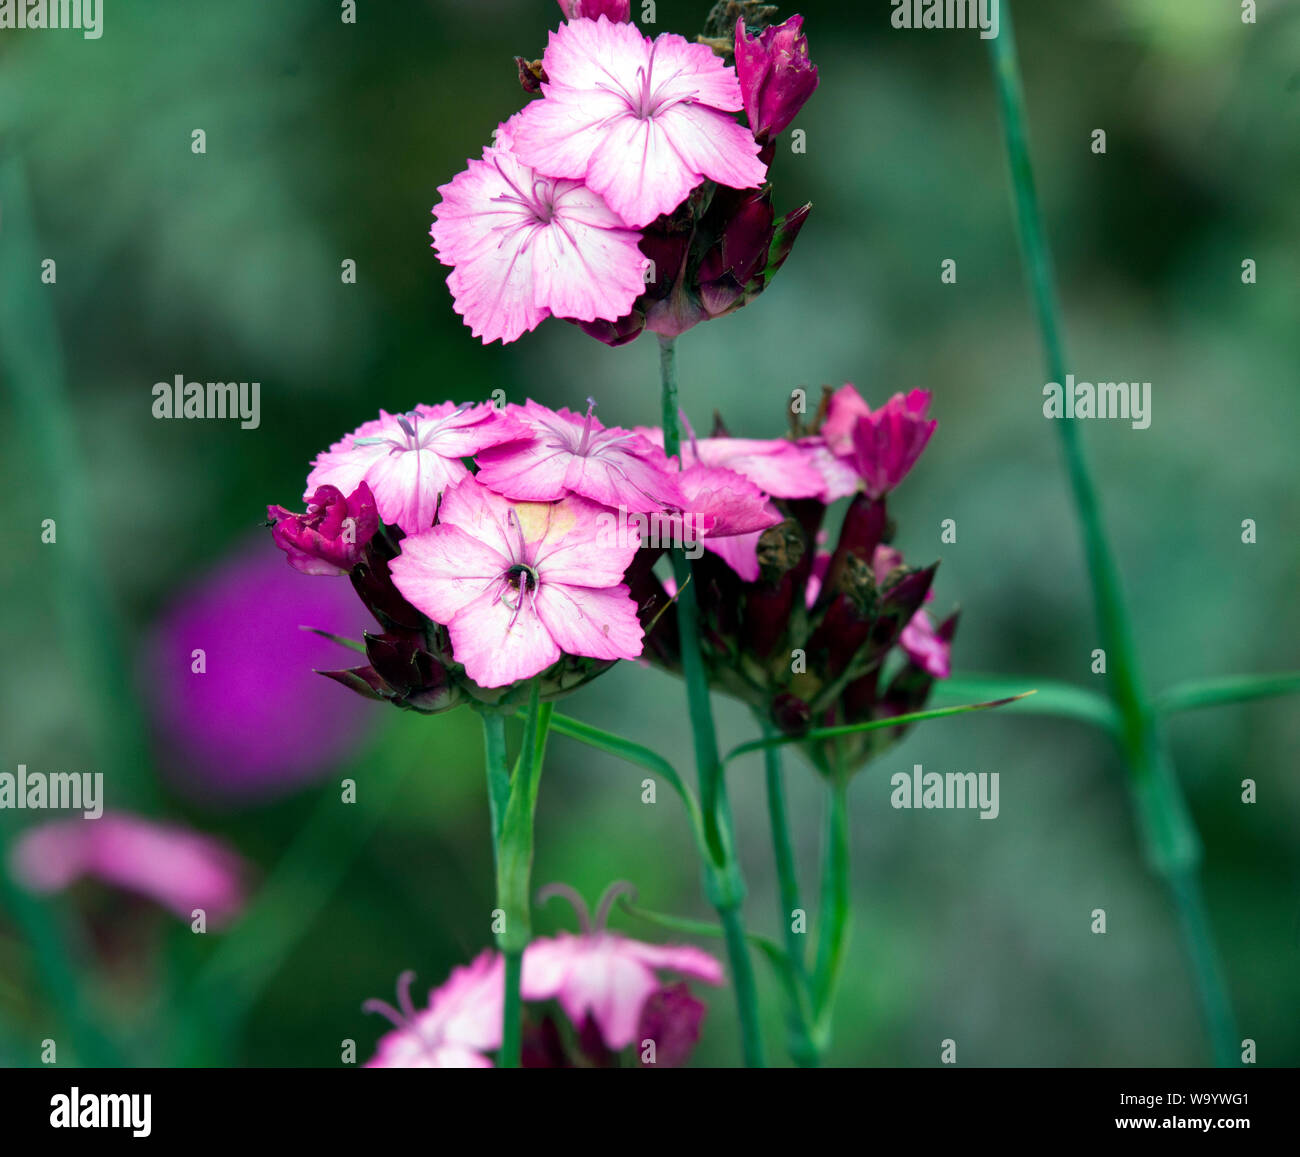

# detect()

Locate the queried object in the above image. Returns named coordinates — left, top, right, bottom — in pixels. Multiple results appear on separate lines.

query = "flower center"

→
left=504, top=562, right=539, bottom=595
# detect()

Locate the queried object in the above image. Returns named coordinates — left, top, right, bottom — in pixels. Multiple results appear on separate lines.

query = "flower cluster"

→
left=630, top=385, right=955, bottom=777
left=432, top=3, right=818, bottom=345
left=266, top=397, right=772, bottom=707
left=363, top=883, right=722, bottom=1068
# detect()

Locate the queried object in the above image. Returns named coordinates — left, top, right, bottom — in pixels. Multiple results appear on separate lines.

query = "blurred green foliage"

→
left=1, top=0, right=1296, bottom=1066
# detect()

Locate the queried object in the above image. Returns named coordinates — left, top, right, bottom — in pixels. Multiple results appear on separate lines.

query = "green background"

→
left=0, top=0, right=1296, bottom=1066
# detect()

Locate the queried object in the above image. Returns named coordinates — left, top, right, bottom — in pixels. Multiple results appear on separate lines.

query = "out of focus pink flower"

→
left=389, top=477, right=644, bottom=688
left=734, top=15, right=820, bottom=142
left=267, top=482, right=378, bottom=576
left=524, top=883, right=723, bottom=1052
left=146, top=538, right=374, bottom=801
left=8, top=812, right=247, bottom=927
left=511, top=18, right=767, bottom=227
left=364, top=953, right=503, bottom=1068
left=900, top=608, right=951, bottom=679
left=557, top=0, right=629, bottom=20
left=474, top=401, right=685, bottom=512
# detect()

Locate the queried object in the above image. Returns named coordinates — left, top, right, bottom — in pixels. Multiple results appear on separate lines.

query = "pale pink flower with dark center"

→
left=363, top=953, right=504, bottom=1068
left=305, top=402, right=525, bottom=536
left=389, top=477, right=644, bottom=688
left=510, top=17, right=768, bottom=228
left=430, top=120, right=650, bottom=345
left=524, top=883, right=724, bottom=1052
left=9, top=812, right=248, bottom=927
left=475, top=399, right=685, bottom=512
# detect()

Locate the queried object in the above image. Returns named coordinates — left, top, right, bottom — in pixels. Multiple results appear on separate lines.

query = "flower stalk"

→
left=988, top=1, right=1237, bottom=1066
left=659, top=335, right=767, bottom=1068
left=489, top=682, right=554, bottom=1067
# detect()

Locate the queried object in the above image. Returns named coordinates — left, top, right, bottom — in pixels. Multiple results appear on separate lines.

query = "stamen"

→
left=361, top=968, right=420, bottom=1030
left=576, top=397, right=598, bottom=456
left=593, top=880, right=639, bottom=933
left=536, top=882, right=593, bottom=935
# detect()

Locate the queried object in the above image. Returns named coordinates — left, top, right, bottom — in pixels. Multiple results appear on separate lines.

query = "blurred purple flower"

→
left=145, top=538, right=375, bottom=801
left=8, top=811, right=248, bottom=927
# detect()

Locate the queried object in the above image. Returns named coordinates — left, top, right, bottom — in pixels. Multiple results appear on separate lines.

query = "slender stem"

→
left=481, top=712, right=509, bottom=865
left=500, top=950, right=523, bottom=1070
left=810, top=775, right=851, bottom=1049
left=493, top=682, right=552, bottom=1068
left=763, top=732, right=819, bottom=1066
left=989, top=4, right=1236, bottom=1065
left=659, top=334, right=679, bottom=456
left=658, top=334, right=766, bottom=1068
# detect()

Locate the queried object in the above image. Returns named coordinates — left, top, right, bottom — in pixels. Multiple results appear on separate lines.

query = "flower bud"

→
left=557, top=0, right=630, bottom=21
left=734, top=15, right=820, bottom=143
left=267, top=482, right=378, bottom=576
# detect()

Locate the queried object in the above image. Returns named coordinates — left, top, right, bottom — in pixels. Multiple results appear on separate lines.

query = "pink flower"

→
left=305, top=402, right=524, bottom=535
left=900, top=608, right=951, bottom=679
left=430, top=123, right=649, bottom=345
left=267, top=482, right=379, bottom=576
left=689, top=436, right=826, bottom=500
left=389, top=477, right=644, bottom=688
left=557, top=0, right=629, bottom=20
left=9, top=812, right=248, bottom=927
left=636, top=427, right=826, bottom=501
left=846, top=389, right=937, bottom=499
left=799, top=438, right=862, bottom=503
left=734, top=15, right=820, bottom=142
left=474, top=400, right=685, bottom=512
left=364, top=953, right=504, bottom=1068
left=677, top=464, right=783, bottom=582
left=821, top=383, right=870, bottom=457
left=510, top=18, right=768, bottom=228
left=524, top=883, right=724, bottom=1051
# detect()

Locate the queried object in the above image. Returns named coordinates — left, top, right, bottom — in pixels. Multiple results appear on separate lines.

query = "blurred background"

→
left=0, top=0, right=1296, bottom=1067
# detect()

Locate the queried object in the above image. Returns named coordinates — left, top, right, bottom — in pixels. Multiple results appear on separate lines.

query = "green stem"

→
left=493, top=683, right=552, bottom=1068
left=481, top=712, right=509, bottom=865
left=810, top=775, right=851, bottom=1050
left=763, top=731, right=819, bottom=1066
left=659, top=334, right=766, bottom=1068
left=989, top=4, right=1236, bottom=1065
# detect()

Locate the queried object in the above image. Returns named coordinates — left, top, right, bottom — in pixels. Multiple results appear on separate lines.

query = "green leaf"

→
left=936, top=673, right=1120, bottom=734
left=1154, top=673, right=1300, bottom=716
left=300, top=627, right=366, bottom=654
left=723, top=692, right=1038, bottom=765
